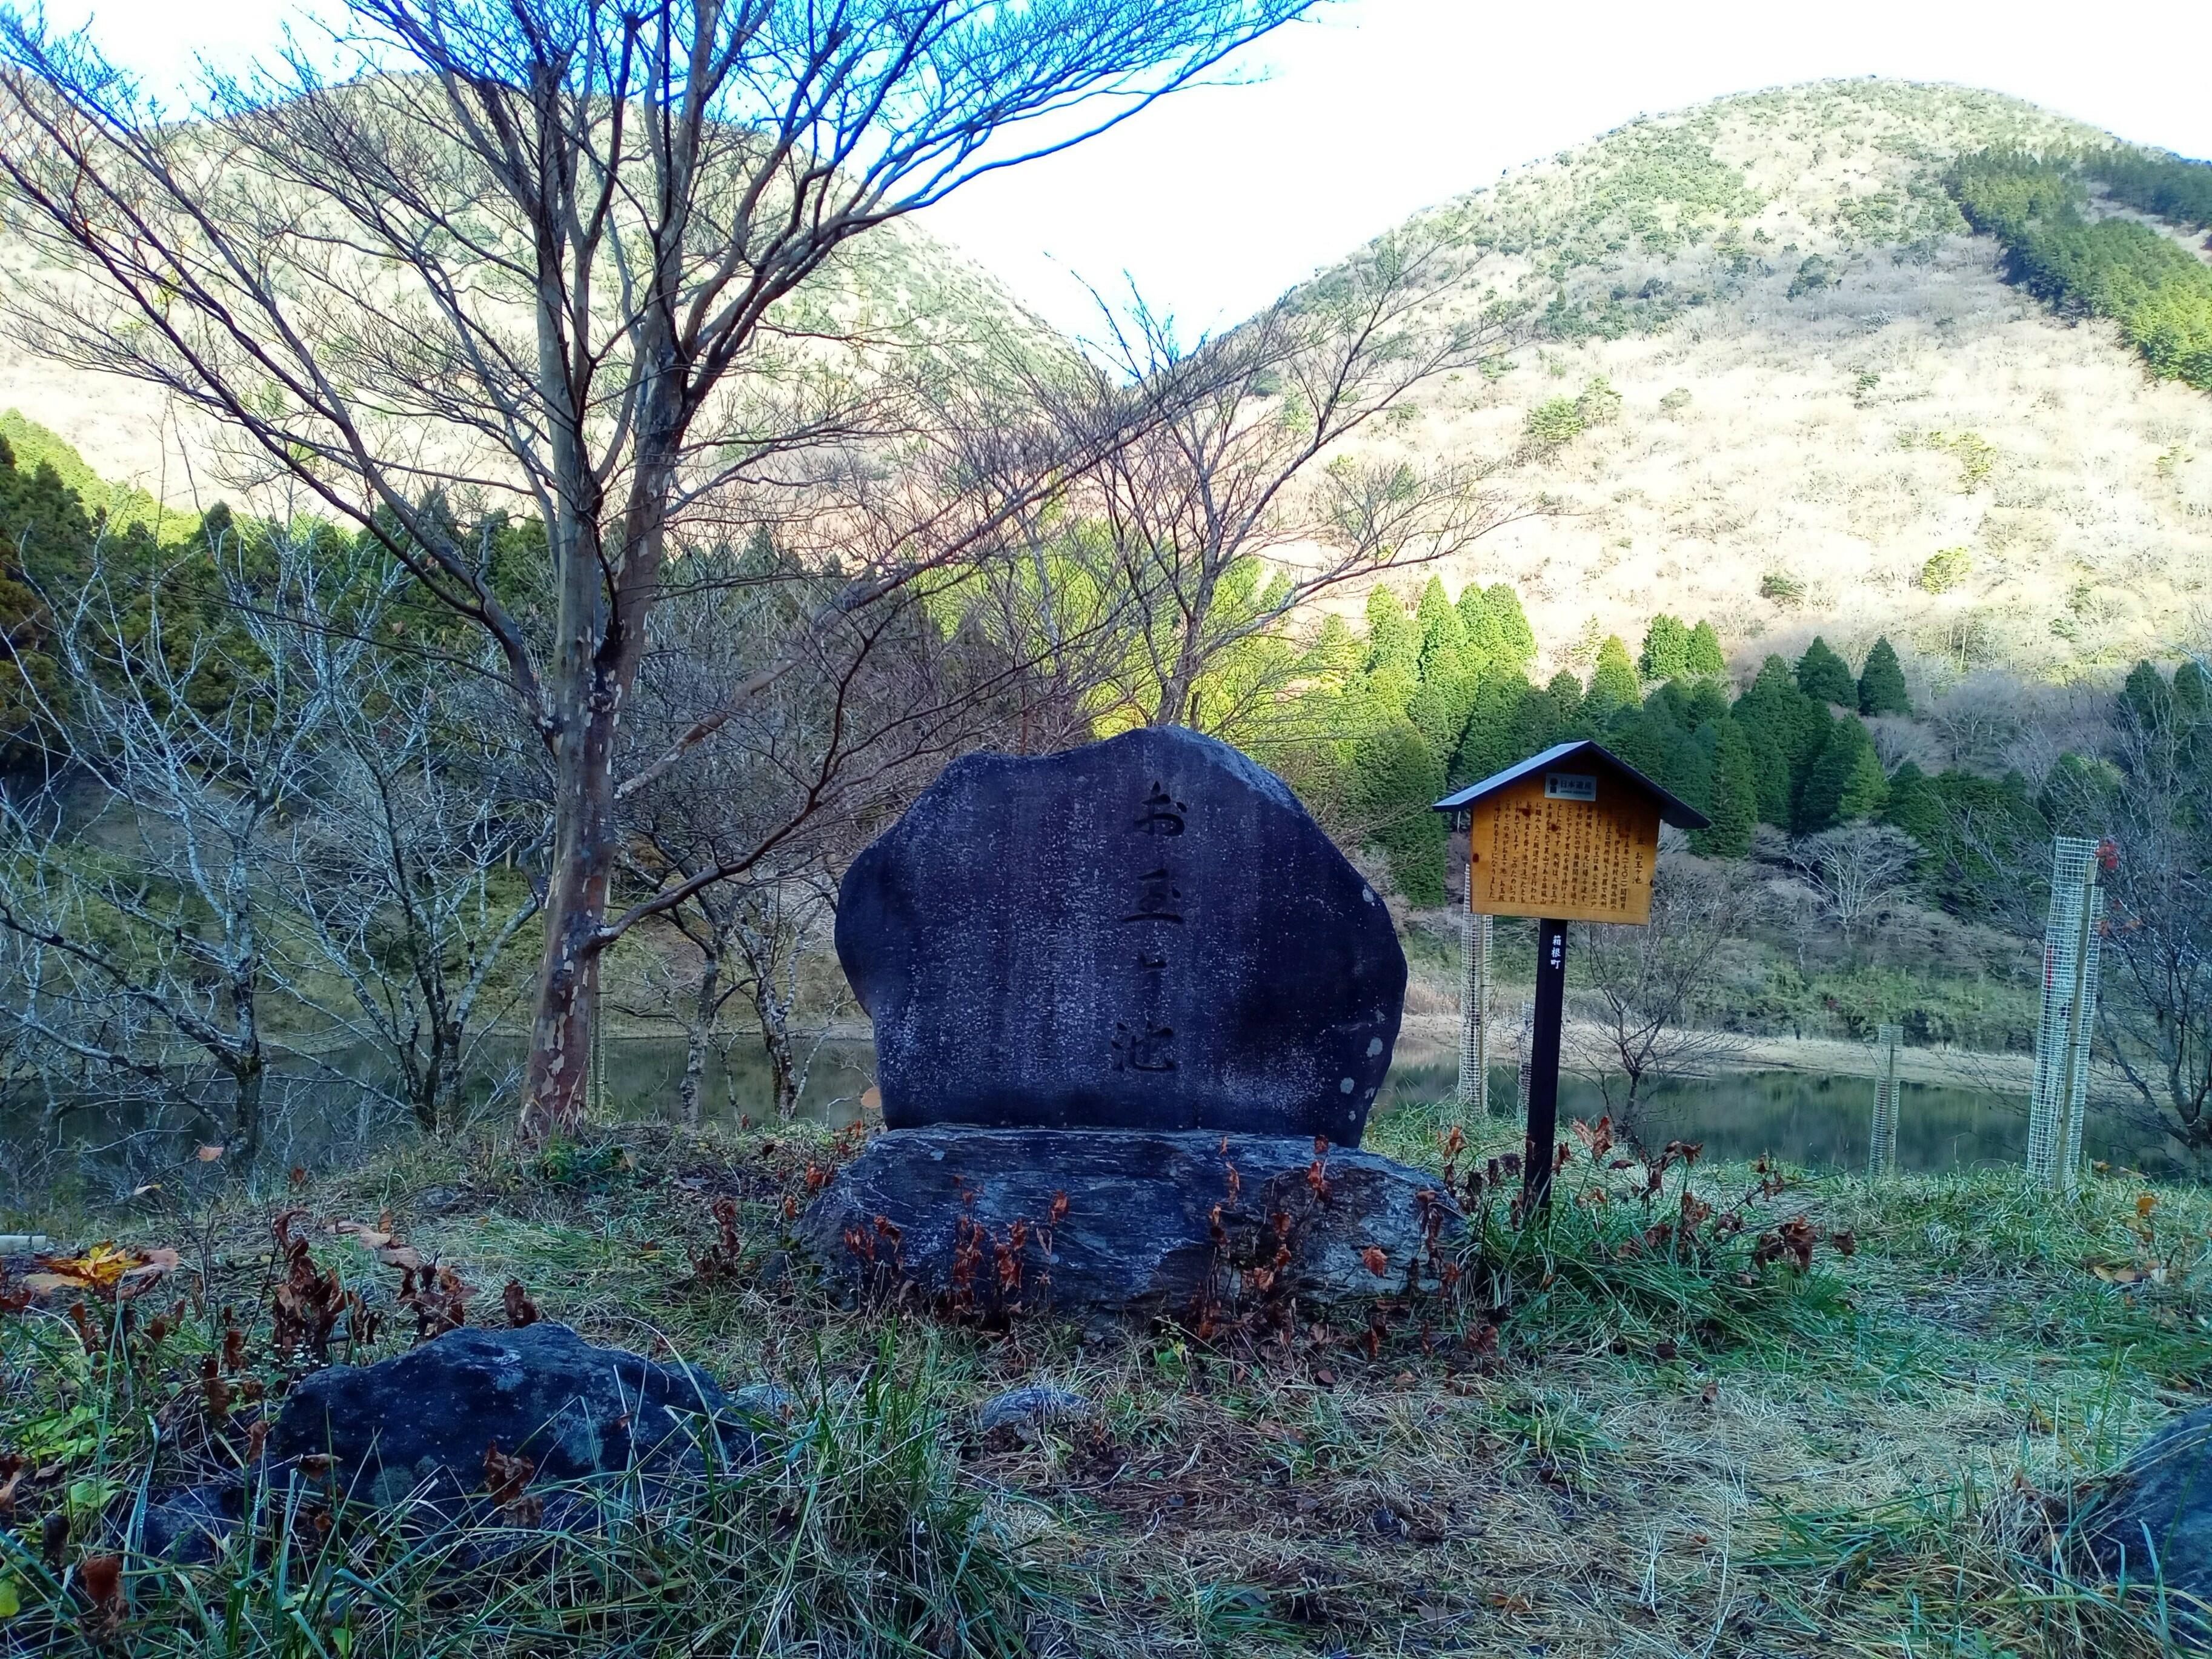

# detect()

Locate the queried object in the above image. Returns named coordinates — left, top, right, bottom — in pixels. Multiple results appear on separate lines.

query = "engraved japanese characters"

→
left=833, top=726, right=1407, bottom=1143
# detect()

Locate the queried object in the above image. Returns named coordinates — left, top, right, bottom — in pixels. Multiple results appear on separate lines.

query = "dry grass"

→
left=4, top=1100, right=2206, bottom=1655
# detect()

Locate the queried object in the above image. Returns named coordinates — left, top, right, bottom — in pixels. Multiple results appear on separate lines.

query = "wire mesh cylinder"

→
left=1457, top=912, right=1493, bottom=1112
left=2028, top=837, right=2104, bottom=1190
left=1868, top=1022, right=1902, bottom=1179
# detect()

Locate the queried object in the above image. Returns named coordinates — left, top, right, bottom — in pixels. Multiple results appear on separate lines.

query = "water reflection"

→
left=1, top=1035, right=2186, bottom=1209
left=1378, top=1060, right=2179, bottom=1177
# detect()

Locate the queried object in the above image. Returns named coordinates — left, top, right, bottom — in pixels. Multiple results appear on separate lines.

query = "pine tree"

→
left=2175, top=659, right=2212, bottom=713
left=1684, top=619, right=1727, bottom=677
left=1586, top=636, right=1639, bottom=718
left=1455, top=584, right=1501, bottom=667
left=1795, top=636, right=1856, bottom=706
left=1452, top=673, right=1531, bottom=786
left=1684, top=677, right=1730, bottom=730
left=1484, top=583, right=1537, bottom=669
left=1798, top=716, right=1885, bottom=831
left=1856, top=636, right=1911, bottom=717
left=1352, top=717, right=1447, bottom=906
left=1692, top=717, right=1758, bottom=857
left=1415, top=576, right=1467, bottom=676
left=1639, top=614, right=1691, bottom=682
left=2122, top=659, right=2172, bottom=730
left=1741, top=717, right=1792, bottom=825
left=1732, top=654, right=1821, bottom=823
left=1363, top=587, right=1420, bottom=679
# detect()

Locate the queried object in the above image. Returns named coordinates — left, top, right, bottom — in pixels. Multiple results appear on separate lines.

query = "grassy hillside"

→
left=0, top=74, right=1063, bottom=505
left=1334, top=81, right=2212, bottom=683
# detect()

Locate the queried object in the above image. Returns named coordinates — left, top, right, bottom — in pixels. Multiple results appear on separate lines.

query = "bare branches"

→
left=1570, top=859, right=1762, bottom=1149
left=1759, top=823, right=1924, bottom=942
left=1058, top=225, right=1533, bottom=728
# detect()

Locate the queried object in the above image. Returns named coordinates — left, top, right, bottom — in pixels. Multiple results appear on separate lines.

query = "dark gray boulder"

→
left=271, top=1323, right=745, bottom=1506
left=836, top=726, right=1404, bottom=1145
left=798, top=1126, right=1461, bottom=1323
left=144, top=1324, right=749, bottom=1559
left=2082, top=1404, right=2212, bottom=1628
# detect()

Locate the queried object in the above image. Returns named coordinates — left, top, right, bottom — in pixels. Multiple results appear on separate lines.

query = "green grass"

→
left=2, top=1106, right=2207, bottom=1655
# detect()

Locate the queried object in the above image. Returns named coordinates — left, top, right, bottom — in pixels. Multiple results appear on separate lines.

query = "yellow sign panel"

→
left=1467, top=770, right=1661, bottom=925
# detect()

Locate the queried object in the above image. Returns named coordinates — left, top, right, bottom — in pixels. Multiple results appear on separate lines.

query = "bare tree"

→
left=1569, top=858, right=1761, bottom=1149
left=0, top=534, right=346, bottom=1157
left=2044, top=696, right=2212, bottom=1166
left=1762, top=823, right=1923, bottom=942
left=0, top=0, right=1318, bottom=1141
left=261, top=550, right=545, bottom=1133
left=1064, top=235, right=1530, bottom=731
left=618, top=534, right=1026, bottom=1117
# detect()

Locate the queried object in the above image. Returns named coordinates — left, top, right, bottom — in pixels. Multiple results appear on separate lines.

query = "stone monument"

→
left=803, top=726, right=1461, bottom=1321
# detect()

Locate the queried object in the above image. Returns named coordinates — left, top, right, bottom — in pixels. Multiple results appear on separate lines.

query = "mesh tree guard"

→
left=1458, top=912, right=1493, bottom=1112
left=1514, top=998, right=1536, bottom=1122
left=2027, top=837, right=2106, bottom=1191
left=1868, top=1022, right=1903, bottom=1178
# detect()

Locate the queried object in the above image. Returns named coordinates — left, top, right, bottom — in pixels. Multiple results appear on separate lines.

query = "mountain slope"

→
left=0, top=84, right=1063, bottom=510
left=1338, top=80, right=2212, bottom=682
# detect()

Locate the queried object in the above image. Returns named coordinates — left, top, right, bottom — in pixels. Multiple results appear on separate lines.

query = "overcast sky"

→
left=55, top=0, right=2212, bottom=338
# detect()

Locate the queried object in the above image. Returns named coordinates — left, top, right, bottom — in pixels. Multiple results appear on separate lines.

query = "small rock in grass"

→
left=143, top=1323, right=754, bottom=1561
left=731, top=1382, right=797, bottom=1424
left=976, top=1385, right=1092, bottom=1434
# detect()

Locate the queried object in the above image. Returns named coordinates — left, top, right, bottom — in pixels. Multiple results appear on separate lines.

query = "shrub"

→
left=1918, top=546, right=1972, bottom=594
left=1759, top=570, right=1806, bottom=607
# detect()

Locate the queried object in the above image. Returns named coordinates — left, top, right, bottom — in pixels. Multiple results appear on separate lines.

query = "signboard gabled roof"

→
left=1431, top=739, right=1711, bottom=830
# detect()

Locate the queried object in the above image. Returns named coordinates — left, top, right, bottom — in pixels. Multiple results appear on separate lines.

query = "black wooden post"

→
left=1523, top=917, right=1569, bottom=1214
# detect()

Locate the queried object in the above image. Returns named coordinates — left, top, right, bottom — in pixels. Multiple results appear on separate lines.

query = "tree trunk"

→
left=517, top=697, right=619, bottom=1143
left=231, top=1053, right=265, bottom=1163
left=680, top=950, right=720, bottom=1128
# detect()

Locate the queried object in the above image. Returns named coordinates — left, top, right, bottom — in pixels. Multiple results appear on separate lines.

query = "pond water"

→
left=602, top=1039, right=2176, bottom=1179
left=4, top=1033, right=2188, bottom=1205
left=1377, top=1057, right=2180, bottom=1177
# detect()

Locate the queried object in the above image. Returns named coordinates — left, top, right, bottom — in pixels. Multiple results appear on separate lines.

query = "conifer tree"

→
left=1795, top=636, right=1856, bottom=706
left=1685, top=619, right=1727, bottom=677
left=1798, top=716, right=1885, bottom=830
left=1741, top=718, right=1792, bottom=825
left=1533, top=670, right=1588, bottom=748
left=1856, top=636, right=1911, bottom=717
left=1364, top=587, right=1421, bottom=679
left=1415, top=575, right=1467, bottom=676
left=1452, top=673, right=1532, bottom=786
left=1484, top=583, right=1537, bottom=669
left=2175, top=659, right=2211, bottom=713
left=1692, top=717, right=1758, bottom=857
left=1455, top=583, right=1501, bottom=668
left=1352, top=716, right=1447, bottom=905
left=2123, top=659, right=2172, bottom=729
left=1586, top=636, right=1640, bottom=718
left=1685, top=677, right=1730, bottom=730
left=1639, top=614, right=1691, bottom=681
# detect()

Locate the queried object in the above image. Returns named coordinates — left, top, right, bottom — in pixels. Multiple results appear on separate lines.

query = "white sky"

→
left=53, top=0, right=2212, bottom=339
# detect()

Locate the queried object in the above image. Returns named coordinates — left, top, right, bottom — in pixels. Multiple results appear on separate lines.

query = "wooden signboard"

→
left=1434, top=740, right=1707, bottom=1215
left=1466, top=766, right=1661, bottom=925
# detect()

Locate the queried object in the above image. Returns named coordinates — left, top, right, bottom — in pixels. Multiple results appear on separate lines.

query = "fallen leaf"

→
left=2136, top=1193, right=2159, bottom=1220
left=128, top=1184, right=160, bottom=1200
left=196, top=1145, right=225, bottom=1163
left=860, top=1086, right=882, bottom=1112
left=1699, top=1380, right=1718, bottom=1405
left=1487, top=1592, right=1534, bottom=1613
left=1360, top=1246, right=1389, bottom=1277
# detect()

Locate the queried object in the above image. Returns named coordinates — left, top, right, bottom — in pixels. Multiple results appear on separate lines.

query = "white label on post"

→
left=1544, top=773, right=1597, bottom=802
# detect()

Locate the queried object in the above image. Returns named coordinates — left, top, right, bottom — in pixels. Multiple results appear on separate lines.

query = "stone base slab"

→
left=797, top=1127, right=1462, bottom=1323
